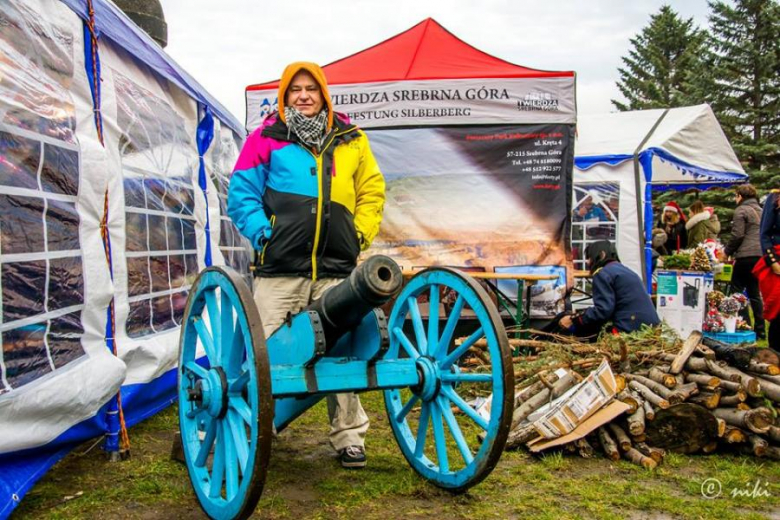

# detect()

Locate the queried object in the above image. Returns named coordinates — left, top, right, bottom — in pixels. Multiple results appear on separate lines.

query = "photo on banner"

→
left=367, top=124, right=574, bottom=277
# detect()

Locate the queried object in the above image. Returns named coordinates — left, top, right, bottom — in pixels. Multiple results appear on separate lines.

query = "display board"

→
left=656, top=270, right=713, bottom=338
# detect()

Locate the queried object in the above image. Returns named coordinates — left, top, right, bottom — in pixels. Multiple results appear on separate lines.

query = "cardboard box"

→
left=530, top=360, right=618, bottom=439
left=528, top=400, right=631, bottom=452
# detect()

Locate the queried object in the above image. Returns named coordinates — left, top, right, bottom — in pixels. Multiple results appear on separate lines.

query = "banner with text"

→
left=247, top=77, right=576, bottom=131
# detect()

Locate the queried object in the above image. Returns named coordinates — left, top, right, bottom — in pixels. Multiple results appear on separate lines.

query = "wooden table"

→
left=402, top=270, right=558, bottom=335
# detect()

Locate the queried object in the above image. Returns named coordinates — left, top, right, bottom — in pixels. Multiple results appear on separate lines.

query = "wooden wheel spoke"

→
left=204, top=289, right=222, bottom=363
left=229, top=371, right=249, bottom=393
left=407, top=296, right=428, bottom=355
left=431, top=400, right=449, bottom=473
left=229, top=395, right=252, bottom=425
left=228, top=410, right=249, bottom=475
left=183, top=360, right=208, bottom=380
left=395, top=394, right=420, bottom=423
left=195, top=418, right=217, bottom=467
left=441, top=385, right=489, bottom=431
left=427, top=284, right=440, bottom=355
left=393, top=326, right=421, bottom=359
left=438, top=396, right=474, bottom=465
left=223, top=421, right=239, bottom=501
left=414, top=402, right=431, bottom=458
left=208, top=422, right=225, bottom=498
left=193, top=318, right=217, bottom=362
left=434, top=295, right=465, bottom=359
left=441, top=326, right=484, bottom=368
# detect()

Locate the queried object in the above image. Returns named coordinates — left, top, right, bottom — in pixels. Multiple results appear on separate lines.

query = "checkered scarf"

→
left=284, top=106, right=329, bottom=150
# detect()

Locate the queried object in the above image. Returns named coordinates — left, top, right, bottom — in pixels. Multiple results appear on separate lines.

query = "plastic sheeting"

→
left=0, top=1, right=245, bottom=516
left=0, top=0, right=85, bottom=395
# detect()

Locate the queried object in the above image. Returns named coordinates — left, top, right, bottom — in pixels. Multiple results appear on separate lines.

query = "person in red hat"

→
left=657, top=201, right=688, bottom=253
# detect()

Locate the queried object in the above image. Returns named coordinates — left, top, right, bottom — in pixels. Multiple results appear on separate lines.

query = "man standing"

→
left=725, top=184, right=765, bottom=339
left=228, top=62, right=386, bottom=468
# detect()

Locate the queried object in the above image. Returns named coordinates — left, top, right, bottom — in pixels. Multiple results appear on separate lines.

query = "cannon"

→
left=177, top=256, right=514, bottom=519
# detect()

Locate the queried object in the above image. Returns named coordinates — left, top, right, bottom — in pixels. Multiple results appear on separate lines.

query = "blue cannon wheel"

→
left=178, top=266, right=273, bottom=520
left=384, top=268, right=514, bottom=491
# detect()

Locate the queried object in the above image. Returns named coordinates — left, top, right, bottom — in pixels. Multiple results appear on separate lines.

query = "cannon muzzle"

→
left=305, top=255, right=402, bottom=347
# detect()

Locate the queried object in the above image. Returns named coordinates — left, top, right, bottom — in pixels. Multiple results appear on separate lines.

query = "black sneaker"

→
left=338, top=445, right=366, bottom=469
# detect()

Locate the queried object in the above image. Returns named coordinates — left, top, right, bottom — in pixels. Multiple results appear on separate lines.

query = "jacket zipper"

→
left=306, top=127, right=354, bottom=281
left=260, top=215, right=275, bottom=265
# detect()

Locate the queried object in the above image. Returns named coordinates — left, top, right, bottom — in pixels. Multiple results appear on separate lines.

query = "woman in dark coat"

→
left=558, top=241, right=660, bottom=339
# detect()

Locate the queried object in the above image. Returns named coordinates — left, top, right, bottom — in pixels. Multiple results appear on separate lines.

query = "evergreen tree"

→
left=612, top=6, right=708, bottom=111
left=707, top=0, right=780, bottom=172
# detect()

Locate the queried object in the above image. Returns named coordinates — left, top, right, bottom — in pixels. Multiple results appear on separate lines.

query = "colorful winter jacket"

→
left=228, top=113, right=385, bottom=279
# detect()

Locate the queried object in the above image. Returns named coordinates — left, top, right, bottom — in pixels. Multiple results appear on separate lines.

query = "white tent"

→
left=572, top=104, right=747, bottom=288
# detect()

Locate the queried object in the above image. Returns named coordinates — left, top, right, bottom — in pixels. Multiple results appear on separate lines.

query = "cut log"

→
left=736, top=403, right=751, bottom=411
left=767, top=425, right=780, bottom=444
left=748, top=434, right=769, bottom=457
left=711, top=407, right=773, bottom=434
left=715, top=418, right=726, bottom=437
left=717, top=379, right=744, bottom=393
left=648, top=367, right=678, bottom=389
left=510, top=371, right=578, bottom=429
left=597, top=426, right=620, bottom=461
left=504, top=423, right=540, bottom=450
left=608, top=423, right=632, bottom=452
left=702, top=441, right=719, bottom=453
left=631, top=433, right=647, bottom=443
left=670, top=382, right=699, bottom=402
left=642, top=400, right=655, bottom=421
left=617, top=389, right=640, bottom=414
left=670, top=331, right=703, bottom=374
left=645, top=403, right=719, bottom=454
left=634, top=442, right=664, bottom=463
left=614, top=374, right=626, bottom=393
left=514, top=380, right=546, bottom=408
left=756, top=373, right=780, bottom=385
left=626, top=374, right=679, bottom=402
left=719, top=391, right=748, bottom=406
left=712, top=364, right=762, bottom=397
left=575, top=438, right=594, bottom=459
left=697, top=344, right=717, bottom=360
left=723, top=427, right=748, bottom=444
left=748, top=361, right=780, bottom=376
left=629, top=381, right=670, bottom=409
left=685, top=373, right=720, bottom=391
left=765, top=446, right=780, bottom=461
left=623, top=447, right=657, bottom=469
left=753, top=376, right=780, bottom=403
left=627, top=405, right=646, bottom=436
left=688, top=390, right=722, bottom=410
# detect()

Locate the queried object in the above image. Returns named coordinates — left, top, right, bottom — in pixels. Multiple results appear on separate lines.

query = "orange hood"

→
left=277, top=62, right=333, bottom=131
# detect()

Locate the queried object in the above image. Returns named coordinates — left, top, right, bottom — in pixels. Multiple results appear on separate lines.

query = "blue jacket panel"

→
left=577, top=261, right=660, bottom=333
left=760, top=192, right=780, bottom=266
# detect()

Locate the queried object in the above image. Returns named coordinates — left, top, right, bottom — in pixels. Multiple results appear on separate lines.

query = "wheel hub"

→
left=189, top=366, right=229, bottom=418
left=412, top=356, right=441, bottom=402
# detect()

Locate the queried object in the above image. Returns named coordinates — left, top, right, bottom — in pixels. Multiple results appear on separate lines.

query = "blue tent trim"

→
left=59, top=0, right=243, bottom=136
left=575, top=147, right=747, bottom=191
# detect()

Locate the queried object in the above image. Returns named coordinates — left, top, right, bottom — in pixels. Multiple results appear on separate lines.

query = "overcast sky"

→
left=160, top=0, right=712, bottom=125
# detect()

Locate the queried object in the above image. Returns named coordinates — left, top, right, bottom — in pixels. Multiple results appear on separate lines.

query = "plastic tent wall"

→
left=0, top=1, right=249, bottom=516
left=572, top=105, right=747, bottom=290
left=246, top=18, right=577, bottom=317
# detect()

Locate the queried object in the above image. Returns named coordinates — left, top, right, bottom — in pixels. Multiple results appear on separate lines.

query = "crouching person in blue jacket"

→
left=558, top=241, right=660, bottom=339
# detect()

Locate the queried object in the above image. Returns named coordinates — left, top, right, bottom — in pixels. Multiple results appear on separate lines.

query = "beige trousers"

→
left=253, top=276, right=369, bottom=452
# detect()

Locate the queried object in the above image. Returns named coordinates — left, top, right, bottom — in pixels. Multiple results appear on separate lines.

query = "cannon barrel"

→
left=305, top=255, right=403, bottom=347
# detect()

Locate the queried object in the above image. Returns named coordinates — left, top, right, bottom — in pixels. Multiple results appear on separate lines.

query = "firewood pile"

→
left=461, top=325, right=780, bottom=469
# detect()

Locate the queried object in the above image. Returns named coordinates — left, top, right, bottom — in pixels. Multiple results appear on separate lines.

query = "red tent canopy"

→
left=247, top=18, right=573, bottom=92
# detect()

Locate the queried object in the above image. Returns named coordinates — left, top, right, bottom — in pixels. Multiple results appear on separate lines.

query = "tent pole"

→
left=633, top=109, right=669, bottom=293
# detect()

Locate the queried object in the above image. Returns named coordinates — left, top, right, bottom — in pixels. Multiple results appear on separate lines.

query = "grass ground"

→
left=13, top=391, right=780, bottom=520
